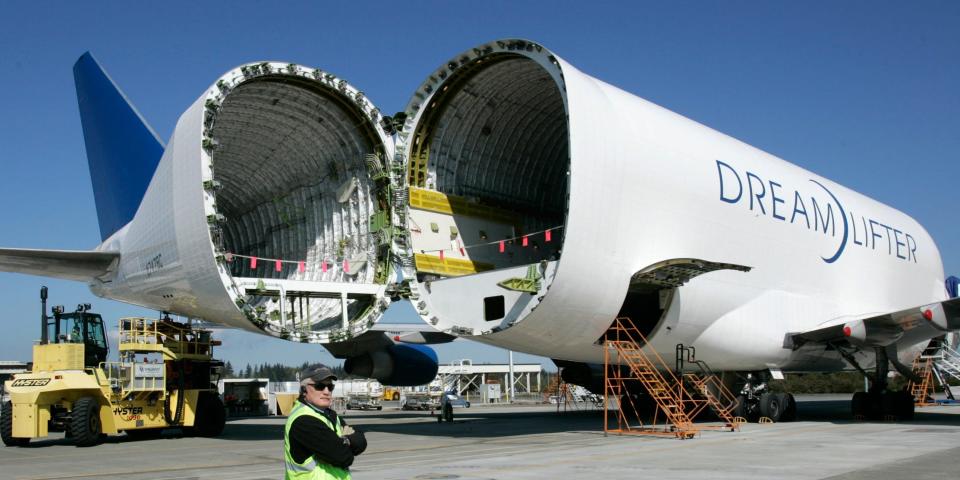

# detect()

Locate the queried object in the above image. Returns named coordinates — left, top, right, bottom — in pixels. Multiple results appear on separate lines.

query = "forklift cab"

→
left=43, top=303, right=109, bottom=368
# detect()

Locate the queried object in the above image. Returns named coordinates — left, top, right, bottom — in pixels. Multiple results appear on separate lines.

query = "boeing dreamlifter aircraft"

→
left=1, top=39, right=957, bottom=421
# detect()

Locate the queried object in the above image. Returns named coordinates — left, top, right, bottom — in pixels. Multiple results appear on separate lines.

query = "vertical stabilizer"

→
left=74, top=52, right=165, bottom=241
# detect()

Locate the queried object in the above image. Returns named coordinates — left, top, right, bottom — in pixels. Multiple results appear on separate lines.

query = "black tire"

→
left=778, top=393, right=797, bottom=422
left=880, top=390, right=914, bottom=420
left=188, top=393, right=226, bottom=437
left=124, top=428, right=163, bottom=441
left=442, top=404, right=453, bottom=422
left=851, top=391, right=870, bottom=418
left=733, top=394, right=762, bottom=422
left=732, top=395, right=748, bottom=419
left=71, top=397, right=103, bottom=447
left=898, top=390, right=915, bottom=420
left=759, top=392, right=784, bottom=422
left=2, top=401, right=29, bottom=447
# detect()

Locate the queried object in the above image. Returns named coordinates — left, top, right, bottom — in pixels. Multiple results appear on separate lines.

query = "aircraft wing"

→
left=0, top=248, right=119, bottom=282
left=791, top=297, right=960, bottom=349
left=370, top=322, right=458, bottom=345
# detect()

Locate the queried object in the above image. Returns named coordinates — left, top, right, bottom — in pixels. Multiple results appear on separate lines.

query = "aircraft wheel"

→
left=851, top=391, right=870, bottom=418
left=759, top=392, right=785, bottom=422
left=881, top=390, right=914, bottom=420
left=442, top=404, right=453, bottom=422
left=732, top=395, right=747, bottom=419
left=2, top=401, right=29, bottom=447
left=71, top=396, right=103, bottom=447
left=778, top=393, right=797, bottom=422
left=898, top=390, right=915, bottom=420
left=734, top=394, right=761, bottom=422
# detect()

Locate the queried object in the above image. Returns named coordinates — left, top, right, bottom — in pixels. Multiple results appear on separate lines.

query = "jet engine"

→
left=344, top=344, right=438, bottom=386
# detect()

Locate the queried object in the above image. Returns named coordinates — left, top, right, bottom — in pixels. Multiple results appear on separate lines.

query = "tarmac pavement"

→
left=2, top=395, right=959, bottom=479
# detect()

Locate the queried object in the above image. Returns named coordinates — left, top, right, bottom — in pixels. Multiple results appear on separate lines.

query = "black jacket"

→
left=288, top=404, right=366, bottom=469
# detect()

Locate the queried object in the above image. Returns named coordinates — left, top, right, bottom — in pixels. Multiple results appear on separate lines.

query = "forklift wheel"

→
left=187, top=393, right=226, bottom=437
left=71, top=397, right=103, bottom=447
left=2, top=401, right=29, bottom=447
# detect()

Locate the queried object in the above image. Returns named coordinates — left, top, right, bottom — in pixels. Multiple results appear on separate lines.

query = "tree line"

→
left=222, top=361, right=347, bottom=382
left=220, top=362, right=945, bottom=394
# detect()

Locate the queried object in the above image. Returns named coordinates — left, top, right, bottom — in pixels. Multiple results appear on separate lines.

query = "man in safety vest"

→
left=284, top=365, right=367, bottom=479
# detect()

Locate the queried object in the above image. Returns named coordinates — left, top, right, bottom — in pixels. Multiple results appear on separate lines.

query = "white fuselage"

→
left=401, top=41, right=944, bottom=370
left=64, top=40, right=945, bottom=372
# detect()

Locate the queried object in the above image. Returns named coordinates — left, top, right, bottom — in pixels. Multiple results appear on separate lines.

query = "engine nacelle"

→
left=842, top=320, right=904, bottom=347
left=344, top=344, right=438, bottom=386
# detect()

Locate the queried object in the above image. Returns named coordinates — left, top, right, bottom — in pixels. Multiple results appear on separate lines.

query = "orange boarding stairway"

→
left=908, top=355, right=936, bottom=407
left=603, top=317, right=699, bottom=438
left=604, top=317, right=740, bottom=439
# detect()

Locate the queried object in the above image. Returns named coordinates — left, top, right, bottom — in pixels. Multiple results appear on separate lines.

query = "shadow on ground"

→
left=18, top=398, right=960, bottom=447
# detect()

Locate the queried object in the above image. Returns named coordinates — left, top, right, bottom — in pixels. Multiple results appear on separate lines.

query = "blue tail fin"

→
left=74, top=52, right=165, bottom=241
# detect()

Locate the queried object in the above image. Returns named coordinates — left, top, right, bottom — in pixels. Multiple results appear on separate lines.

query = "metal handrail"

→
left=118, top=317, right=215, bottom=357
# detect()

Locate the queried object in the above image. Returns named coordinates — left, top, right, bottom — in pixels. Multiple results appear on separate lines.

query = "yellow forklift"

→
left=1, top=287, right=226, bottom=447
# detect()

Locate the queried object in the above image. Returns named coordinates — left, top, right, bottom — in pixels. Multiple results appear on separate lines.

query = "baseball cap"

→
left=300, top=365, right=337, bottom=385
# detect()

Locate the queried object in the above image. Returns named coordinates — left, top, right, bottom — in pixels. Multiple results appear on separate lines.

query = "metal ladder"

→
left=908, top=355, right=937, bottom=406
left=604, top=317, right=700, bottom=439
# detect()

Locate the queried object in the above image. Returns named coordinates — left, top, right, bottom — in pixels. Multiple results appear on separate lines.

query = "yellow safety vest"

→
left=284, top=400, right=350, bottom=480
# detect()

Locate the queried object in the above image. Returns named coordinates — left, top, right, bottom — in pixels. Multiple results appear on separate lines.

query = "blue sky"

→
left=0, top=1, right=957, bottom=371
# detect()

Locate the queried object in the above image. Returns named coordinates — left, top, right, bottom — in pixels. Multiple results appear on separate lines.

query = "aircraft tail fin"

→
left=73, top=52, right=165, bottom=242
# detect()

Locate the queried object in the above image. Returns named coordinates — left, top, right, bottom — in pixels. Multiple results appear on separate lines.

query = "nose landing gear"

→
left=732, top=373, right=797, bottom=423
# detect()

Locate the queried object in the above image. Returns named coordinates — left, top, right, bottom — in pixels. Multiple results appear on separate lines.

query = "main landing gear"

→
left=843, top=346, right=914, bottom=420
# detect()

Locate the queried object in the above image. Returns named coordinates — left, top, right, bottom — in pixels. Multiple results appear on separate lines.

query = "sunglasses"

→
left=308, top=382, right=335, bottom=392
